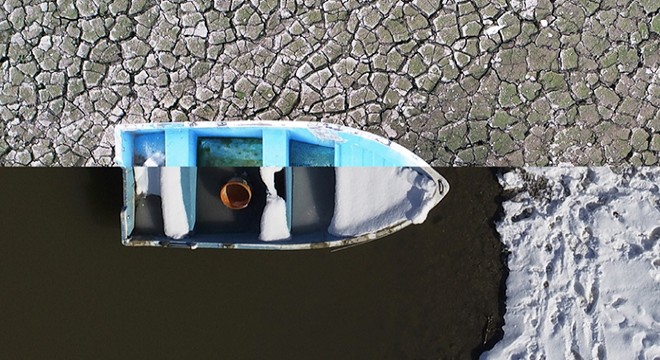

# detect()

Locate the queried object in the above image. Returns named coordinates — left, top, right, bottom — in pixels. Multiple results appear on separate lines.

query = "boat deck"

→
left=195, top=167, right=267, bottom=235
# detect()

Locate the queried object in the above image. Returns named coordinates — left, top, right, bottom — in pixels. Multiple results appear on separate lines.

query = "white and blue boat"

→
left=115, top=121, right=449, bottom=250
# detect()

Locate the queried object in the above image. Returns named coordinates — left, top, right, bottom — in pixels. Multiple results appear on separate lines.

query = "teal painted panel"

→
left=133, top=132, right=165, bottom=166
left=289, top=140, right=335, bottom=166
left=197, top=137, right=263, bottom=167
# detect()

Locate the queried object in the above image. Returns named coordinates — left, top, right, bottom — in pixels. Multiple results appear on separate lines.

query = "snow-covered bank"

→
left=483, top=167, right=660, bottom=359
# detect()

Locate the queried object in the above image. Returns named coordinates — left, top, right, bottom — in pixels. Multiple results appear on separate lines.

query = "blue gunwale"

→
left=114, top=121, right=428, bottom=168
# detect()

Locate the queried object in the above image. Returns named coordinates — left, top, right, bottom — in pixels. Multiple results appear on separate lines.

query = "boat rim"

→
left=114, top=120, right=432, bottom=168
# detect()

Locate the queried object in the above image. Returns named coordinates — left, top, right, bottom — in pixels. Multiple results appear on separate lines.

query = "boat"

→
left=114, top=121, right=449, bottom=250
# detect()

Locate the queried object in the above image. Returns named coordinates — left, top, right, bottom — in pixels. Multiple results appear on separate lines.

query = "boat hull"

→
left=115, top=121, right=449, bottom=250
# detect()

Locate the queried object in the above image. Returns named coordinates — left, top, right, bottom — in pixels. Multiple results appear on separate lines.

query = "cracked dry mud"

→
left=0, top=0, right=659, bottom=166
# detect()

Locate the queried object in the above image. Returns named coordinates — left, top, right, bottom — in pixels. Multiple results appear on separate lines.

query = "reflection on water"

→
left=0, top=168, right=504, bottom=359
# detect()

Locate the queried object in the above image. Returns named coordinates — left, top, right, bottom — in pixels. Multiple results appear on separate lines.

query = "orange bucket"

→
left=220, top=178, right=252, bottom=210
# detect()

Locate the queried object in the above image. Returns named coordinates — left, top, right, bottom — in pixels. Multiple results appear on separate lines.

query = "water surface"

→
left=0, top=168, right=504, bottom=359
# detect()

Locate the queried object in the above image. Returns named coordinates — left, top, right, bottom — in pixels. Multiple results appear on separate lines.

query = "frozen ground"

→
left=483, top=167, right=660, bottom=359
left=1, top=0, right=659, bottom=166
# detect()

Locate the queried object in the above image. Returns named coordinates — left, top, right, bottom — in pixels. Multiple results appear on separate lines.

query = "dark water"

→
left=0, top=168, right=505, bottom=359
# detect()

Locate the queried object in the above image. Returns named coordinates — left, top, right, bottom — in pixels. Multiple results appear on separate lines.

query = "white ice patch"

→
left=328, top=167, right=438, bottom=237
left=523, top=0, right=538, bottom=18
left=143, top=152, right=165, bottom=166
left=259, top=167, right=291, bottom=241
left=260, top=167, right=282, bottom=194
left=134, top=152, right=166, bottom=195
left=160, top=167, right=190, bottom=239
left=482, top=168, right=660, bottom=360
left=511, top=0, right=538, bottom=19
left=38, top=36, right=52, bottom=51
left=260, top=196, right=290, bottom=241
left=134, top=166, right=161, bottom=196
left=308, top=125, right=346, bottom=143
left=485, top=24, right=505, bottom=36
left=193, top=22, right=208, bottom=37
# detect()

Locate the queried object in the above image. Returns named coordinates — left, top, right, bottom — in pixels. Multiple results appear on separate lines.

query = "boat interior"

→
left=126, top=166, right=340, bottom=246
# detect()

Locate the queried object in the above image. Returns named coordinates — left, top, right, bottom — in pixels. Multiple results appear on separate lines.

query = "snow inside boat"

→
left=114, top=121, right=449, bottom=250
